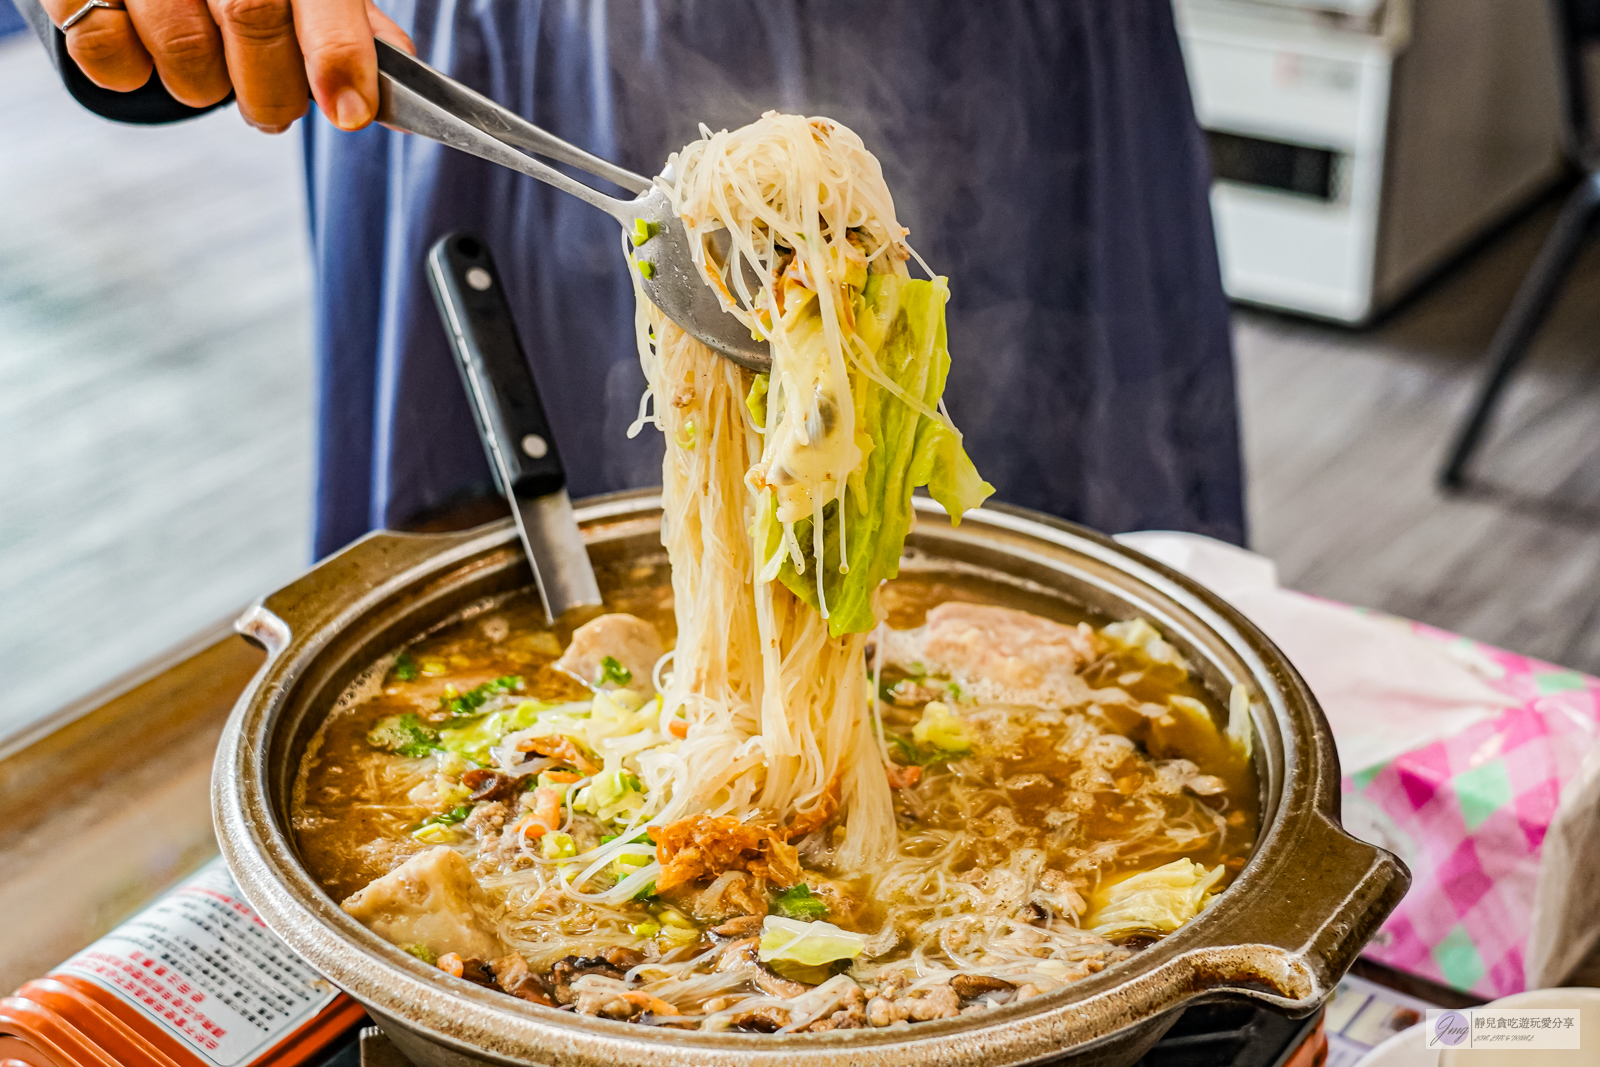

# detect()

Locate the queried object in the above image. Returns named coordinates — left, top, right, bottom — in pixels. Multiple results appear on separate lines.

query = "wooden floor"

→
left=2, top=33, right=1599, bottom=740
left=1239, top=197, right=1600, bottom=674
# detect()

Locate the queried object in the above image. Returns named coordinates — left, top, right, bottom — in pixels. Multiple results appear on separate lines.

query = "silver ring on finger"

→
left=59, top=0, right=127, bottom=30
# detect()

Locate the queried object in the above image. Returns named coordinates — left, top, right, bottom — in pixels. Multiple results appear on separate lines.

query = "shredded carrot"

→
left=667, top=718, right=688, bottom=739
left=621, top=991, right=680, bottom=1016
left=541, top=770, right=581, bottom=784
left=512, top=788, right=562, bottom=840
left=517, top=735, right=598, bottom=775
left=885, top=763, right=922, bottom=789
left=511, top=785, right=563, bottom=840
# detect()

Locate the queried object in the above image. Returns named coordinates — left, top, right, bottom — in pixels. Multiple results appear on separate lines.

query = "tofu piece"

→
left=881, top=603, right=1097, bottom=709
left=341, top=846, right=503, bottom=959
left=554, top=613, right=665, bottom=693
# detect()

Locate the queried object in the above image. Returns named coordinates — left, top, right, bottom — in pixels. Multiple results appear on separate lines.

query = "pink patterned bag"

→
left=1342, top=621, right=1600, bottom=998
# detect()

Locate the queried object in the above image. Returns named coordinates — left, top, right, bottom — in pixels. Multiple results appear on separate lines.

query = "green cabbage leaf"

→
left=756, top=275, right=993, bottom=636
left=1085, top=859, right=1225, bottom=939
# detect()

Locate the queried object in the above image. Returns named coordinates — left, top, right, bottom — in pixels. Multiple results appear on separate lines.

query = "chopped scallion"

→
left=599, top=656, right=633, bottom=687
left=367, top=712, right=441, bottom=757
left=771, top=883, right=829, bottom=920
left=439, top=675, right=523, bottom=719
left=631, top=219, right=659, bottom=246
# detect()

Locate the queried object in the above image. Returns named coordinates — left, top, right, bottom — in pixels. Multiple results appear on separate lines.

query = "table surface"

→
left=0, top=626, right=262, bottom=991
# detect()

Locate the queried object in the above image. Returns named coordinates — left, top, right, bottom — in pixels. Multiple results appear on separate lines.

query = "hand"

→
left=44, top=0, right=415, bottom=133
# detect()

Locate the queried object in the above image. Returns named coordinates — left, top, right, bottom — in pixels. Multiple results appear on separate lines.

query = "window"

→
left=0, top=33, right=313, bottom=739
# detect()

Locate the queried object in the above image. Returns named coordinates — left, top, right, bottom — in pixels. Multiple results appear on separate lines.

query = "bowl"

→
left=1439, top=988, right=1600, bottom=1067
left=214, top=491, right=1409, bottom=1067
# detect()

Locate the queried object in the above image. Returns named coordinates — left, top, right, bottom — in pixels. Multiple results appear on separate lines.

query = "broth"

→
left=294, top=573, right=1258, bottom=1030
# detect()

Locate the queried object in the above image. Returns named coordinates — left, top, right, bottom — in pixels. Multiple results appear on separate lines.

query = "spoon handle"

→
left=374, top=39, right=647, bottom=221
left=373, top=38, right=771, bottom=371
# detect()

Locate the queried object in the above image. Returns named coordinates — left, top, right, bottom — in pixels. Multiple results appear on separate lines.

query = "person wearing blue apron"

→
left=19, top=0, right=1246, bottom=558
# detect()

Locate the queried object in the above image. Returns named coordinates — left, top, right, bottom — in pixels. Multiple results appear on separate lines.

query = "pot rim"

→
left=214, top=491, right=1408, bottom=1067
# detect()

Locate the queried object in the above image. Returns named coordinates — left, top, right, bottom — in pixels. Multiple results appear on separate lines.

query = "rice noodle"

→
left=301, top=112, right=1259, bottom=1033
left=627, top=113, right=908, bottom=869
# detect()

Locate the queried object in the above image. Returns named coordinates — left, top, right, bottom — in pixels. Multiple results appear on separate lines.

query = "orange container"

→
left=1, top=861, right=366, bottom=1067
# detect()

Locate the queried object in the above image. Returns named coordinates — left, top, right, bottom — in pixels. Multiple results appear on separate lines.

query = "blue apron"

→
left=302, top=0, right=1246, bottom=557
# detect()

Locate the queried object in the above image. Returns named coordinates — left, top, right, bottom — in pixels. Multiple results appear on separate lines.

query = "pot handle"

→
left=235, top=526, right=502, bottom=657
left=1179, top=811, right=1410, bottom=1011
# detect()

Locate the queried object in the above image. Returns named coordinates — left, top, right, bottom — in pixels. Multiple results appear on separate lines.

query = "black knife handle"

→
left=426, top=233, right=566, bottom=501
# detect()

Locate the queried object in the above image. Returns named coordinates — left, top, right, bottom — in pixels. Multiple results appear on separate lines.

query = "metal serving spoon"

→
left=374, top=38, right=771, bottom=373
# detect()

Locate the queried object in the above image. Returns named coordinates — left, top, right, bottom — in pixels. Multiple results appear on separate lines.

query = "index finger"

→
left=292, top=0, right=378, bottom=131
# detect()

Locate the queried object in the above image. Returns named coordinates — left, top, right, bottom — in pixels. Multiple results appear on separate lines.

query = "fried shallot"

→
left=782, top=772, right=842, bottom=841
left=650, top=816, right=802, bottom=892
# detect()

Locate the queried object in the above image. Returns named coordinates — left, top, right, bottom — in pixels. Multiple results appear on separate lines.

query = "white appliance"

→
left=1174, top=0, right=1566, bottom=323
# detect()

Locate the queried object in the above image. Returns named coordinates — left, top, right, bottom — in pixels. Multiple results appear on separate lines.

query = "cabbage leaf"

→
left=911, top=700, right=971, bottom=753
left=1085, top=858, right=1225, bottom=939
left=759, top=275, right=993, bottom=635
left=758, top=916, right=866, bottom=966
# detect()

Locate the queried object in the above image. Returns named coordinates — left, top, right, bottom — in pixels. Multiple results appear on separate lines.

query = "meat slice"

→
left=880, top=603, right=1097, bottom=709
left=950, top=974, right=1015, bottom=999
left=490, top=952, right=556, bottom=1006
left=710, top=914, right=766, bottom=938
left=341, top=846, right=503, bottom=960
left=715, top=938, right=811, bottom=998
left=461, top=769, right=521, bottom=804
left=549, top=955, right=627, bottom=1005
left=554, top=614, right=665, bottom=693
